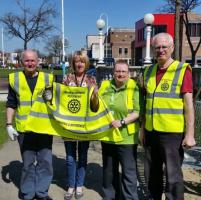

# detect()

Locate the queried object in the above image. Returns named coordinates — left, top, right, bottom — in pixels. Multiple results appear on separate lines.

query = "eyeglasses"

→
left=114, top=70, right=128, bottom=74
left=154, top=45, right=171, bottom=51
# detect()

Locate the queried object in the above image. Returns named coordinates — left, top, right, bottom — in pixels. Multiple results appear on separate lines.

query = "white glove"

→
left=6, top=125, right=19, bottom=141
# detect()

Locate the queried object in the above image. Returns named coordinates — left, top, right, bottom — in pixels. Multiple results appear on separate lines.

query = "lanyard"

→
left=75, top=73, right=85, bottom=87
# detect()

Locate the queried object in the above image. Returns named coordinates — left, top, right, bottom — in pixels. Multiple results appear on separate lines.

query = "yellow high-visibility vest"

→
left=9, top=71, right=53, bottom=132
left=99, top=79, right=140, bottom=135
left=25, top=82, right=122, bottom=142
left=144, top=61, right=189, bottom=133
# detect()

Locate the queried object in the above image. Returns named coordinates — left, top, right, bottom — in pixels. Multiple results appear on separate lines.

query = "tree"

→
left=45, top=35, right=70, bottom=62
left=0, top=0, right=57, bottom=50
left=159, top=0, right=201, bottom=66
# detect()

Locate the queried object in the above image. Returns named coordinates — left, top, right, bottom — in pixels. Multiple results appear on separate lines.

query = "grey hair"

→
left=21, top=49, right=38, bottom=61
left=152, top=32, right=174, bottom=46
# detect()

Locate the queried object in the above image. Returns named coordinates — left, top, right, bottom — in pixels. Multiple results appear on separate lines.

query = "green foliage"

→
left=0, top=102, right=8, bottom=148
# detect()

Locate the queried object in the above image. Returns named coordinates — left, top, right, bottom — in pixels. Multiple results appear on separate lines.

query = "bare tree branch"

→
left=0, top=0, right=58, bottom=50
left=158, top=0, right=201, bottom=66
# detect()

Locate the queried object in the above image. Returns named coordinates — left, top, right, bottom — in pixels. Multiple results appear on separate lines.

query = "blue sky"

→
left=0, top=0, right=201, bottom=54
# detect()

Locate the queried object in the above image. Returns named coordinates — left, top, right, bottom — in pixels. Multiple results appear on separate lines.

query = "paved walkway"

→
left=0, top=138, right=102, bottom=200
left=0, top=134, right=200, bottom=200
left=0, top=91, right=8, bottom=101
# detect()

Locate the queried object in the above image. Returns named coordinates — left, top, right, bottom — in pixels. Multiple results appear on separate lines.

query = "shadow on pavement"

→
left=184, top=180, right=201, bottom=196
left=52, top=154, right=66, bottom=189
left=85, top=162, right=102, bottom=196
left=52, top=154, right=103, bottom=196
left=1, top=160, right=22, bottom=189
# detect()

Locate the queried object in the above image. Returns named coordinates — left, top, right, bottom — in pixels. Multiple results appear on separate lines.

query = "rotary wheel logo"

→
left=161, top=82, right=169, bottom=91
left=68, top=99, right=81, bottom=113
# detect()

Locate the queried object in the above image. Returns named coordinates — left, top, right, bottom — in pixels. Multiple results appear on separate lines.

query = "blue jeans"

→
left=18, top=132, right=53, bottom=200
left=64, top=141, right=89, bottom=188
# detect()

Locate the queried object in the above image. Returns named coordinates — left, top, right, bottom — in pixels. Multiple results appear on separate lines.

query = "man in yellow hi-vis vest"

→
left=6, top=50, right=53, bottom=200
left=140, top=33, right=196, bottom=200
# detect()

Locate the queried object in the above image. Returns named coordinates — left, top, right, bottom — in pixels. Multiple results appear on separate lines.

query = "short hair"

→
left=114, top=59, right=129, bottom=70
left=71, top=51, right=90, bottom=71
left=21, top=49, right=38, bottom=61
left=152, top=32, right=174, bottom=46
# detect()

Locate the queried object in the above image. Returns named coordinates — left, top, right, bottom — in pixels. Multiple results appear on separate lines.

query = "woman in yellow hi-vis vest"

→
left=99, top=59, right=143, bottom=200
left=63, top=51, right=99, bottom=200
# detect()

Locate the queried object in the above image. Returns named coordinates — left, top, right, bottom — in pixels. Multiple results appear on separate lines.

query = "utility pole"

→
left=2, top=28, right=5, bottom=67
left=174, top=0, right=182, bottom=60
left=61, top=0, right=65, bottom=62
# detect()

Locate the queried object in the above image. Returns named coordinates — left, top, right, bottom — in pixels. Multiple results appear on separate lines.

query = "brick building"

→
left=135, top=13, right=201, bottom=66
left=108, top=28, right=135, bottom=65
left=86, top=28, right=135, bottom=66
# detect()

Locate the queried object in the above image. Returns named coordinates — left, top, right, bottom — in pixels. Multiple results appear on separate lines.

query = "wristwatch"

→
left=120, top=119, right=126, bottom=126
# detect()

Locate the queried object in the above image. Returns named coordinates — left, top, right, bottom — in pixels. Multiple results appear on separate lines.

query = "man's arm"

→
left=182, top=92, right=196, bottom=148
left=6, top=107, right=15, bottom=124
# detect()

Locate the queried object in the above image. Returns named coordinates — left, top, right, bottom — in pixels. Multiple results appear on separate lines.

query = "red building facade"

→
left=135, top=14, right=175, bottom=65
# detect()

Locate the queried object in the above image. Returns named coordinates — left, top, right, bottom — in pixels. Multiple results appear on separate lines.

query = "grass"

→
left=0, top=101, right=8, bottom=148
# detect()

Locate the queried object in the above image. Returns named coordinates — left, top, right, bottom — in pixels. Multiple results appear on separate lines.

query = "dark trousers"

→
left=64, top=141, right=89, bottom=188
left=101, top=142, right=139, bottom=200
left=18, top=132, right=53, bottom=200
left=144, top=130, right=184, bottom=200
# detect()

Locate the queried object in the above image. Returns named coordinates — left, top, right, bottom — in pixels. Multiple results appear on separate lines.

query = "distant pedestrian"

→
left=140, top=32, right=196, bottom=200
left=6, top=49, right=54, bottom=200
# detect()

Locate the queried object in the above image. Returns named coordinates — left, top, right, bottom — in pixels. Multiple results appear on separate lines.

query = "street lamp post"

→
left=1, top=28, right=5, bottom=67
left=61, top=0, right=65, bottom=62
left=96, top=18, right=105, bottom=64
left=143, top=13, right=154, bottom=65
left=100, top=13, right=108, bottom=59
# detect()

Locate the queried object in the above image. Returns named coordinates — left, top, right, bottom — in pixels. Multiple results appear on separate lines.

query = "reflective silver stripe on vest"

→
left=146, top=92, right=182, bottom=99
left=86, top=86, right=90, bottom=117
left=146, top=108, right=183, bottom=115
left=15, top=114, right=27, bottom=120
left=44, top=73, right=50, bottom=85
left=14, top=72, right=20, bottom=94
left=29, top=111, right=54, bottom=119
left=53, top=111, right=86, bottom=121
left=55, top=83, right=61, bottom=113
left=86, top=109, right=110, bottom=121
left=170, top=62, right=183, bottom=92
left=51, top=107, right=110, bottom=122
left=68, top=124, right=111, bottom=134
left=145, top=64, right=155, bottom=85
left=37, top=96, right=45, bottom=103
left=20, top=101, right=31, bottom=106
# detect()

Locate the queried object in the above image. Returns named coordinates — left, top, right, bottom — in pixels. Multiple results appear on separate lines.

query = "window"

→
left=152, top=25, right=167, bottom=36
left=188, top=23, right=201, bottom=37
left=124, top=48, right=128, bottom=55
left=137, top=28, right=144, bottom=42
left=119, top=48, right=122, bottom=55
left=197, top=60, right=201, bottom=66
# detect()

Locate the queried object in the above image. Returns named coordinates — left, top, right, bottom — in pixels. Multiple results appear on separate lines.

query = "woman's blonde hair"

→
left=71, top=51, right=90, bottom=72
